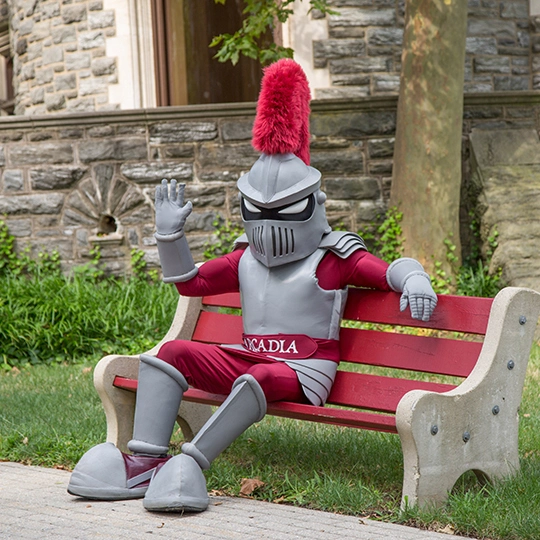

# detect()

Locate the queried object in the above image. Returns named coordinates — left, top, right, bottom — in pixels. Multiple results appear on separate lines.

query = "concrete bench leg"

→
left=176, top=401, right=213, bottom=442
left=396, top=287, right=540, bottom=509
left=94, top=354, right=139, bottom=453
left=397, top=388, right=520, bottom=508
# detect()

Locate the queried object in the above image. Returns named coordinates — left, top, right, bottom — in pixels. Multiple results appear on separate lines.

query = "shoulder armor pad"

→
left=234, top=233, right=249, bottom=250
left=319, top=231, right=367, bottom=259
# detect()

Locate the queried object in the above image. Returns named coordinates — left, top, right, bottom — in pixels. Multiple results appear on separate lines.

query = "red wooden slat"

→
left=203, top=292, right=242, bottom=309
left=339, top=327, right=482, bottom=377
left=327, top=371, right=455, bottom=412
left=176, top=388, right=400, bottom=434
left=115, top=369, right=455, bottom=417
left=113, top=377, right=398, bottom=433
left=201, top=289, right=494, bottom=334
left=267, top=402, right=398, bottom=433
left=343, top=289, right=493, bottom=335
left=114, top=376, right=137, bottom=391
left=191, top=311, right=482, bottom=377
left=191, top=311, right=244, bottom=344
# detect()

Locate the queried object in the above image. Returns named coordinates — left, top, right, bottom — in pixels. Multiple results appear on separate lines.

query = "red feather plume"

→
left=252, top=59, right=311, bottom=166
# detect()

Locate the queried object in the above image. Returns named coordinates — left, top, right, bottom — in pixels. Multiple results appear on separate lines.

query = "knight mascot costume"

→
left=68, top=59, right=437, bottom=512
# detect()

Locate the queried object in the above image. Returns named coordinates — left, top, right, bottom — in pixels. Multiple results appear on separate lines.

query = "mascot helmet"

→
left=237, top=59, right=330, bottom=268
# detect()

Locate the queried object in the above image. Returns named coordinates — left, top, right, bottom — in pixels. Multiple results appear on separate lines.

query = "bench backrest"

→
left=192, top=289, right=494, bottom=415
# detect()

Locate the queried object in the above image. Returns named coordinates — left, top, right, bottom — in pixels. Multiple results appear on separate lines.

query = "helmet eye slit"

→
left=244, top=199, right=262, bottom=214
left=241, top=195, right=315, bottom=222
left=278, top=198, right=309, bottom=215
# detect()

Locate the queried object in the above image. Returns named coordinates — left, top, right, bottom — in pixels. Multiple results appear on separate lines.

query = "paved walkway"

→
left=1, top=461, right=468, bottom=540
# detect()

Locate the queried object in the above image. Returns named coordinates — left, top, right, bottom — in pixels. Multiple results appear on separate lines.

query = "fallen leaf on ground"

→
left=240, top=477, right=265, bottom=496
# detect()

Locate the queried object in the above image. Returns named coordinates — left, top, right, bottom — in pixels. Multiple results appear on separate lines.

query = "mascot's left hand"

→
left=399, top=273, right=438, bottom=322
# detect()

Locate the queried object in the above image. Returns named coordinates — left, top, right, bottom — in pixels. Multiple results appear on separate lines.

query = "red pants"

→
left=157, top=340, right=306, bottom=403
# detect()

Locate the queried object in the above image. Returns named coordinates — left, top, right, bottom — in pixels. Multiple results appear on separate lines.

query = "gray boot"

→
left=128, top=354, right=189, bottom=455
left=143, top=374, right=267, bottom=512
left=68, top=354, right=188, bottom=500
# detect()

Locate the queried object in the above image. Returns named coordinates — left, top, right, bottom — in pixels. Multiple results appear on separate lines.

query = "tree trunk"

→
left=390, top=0, right=468, bottom=280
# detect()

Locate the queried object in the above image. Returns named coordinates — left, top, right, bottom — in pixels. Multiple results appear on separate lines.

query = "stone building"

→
left=1, top=0, right=540, bottom=114
left=0, top=0, right=539, bottom=290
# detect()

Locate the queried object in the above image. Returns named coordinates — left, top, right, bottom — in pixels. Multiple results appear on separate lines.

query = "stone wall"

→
left=313, top=0, right=535, bottom=98
left=0, top=0, right=8, bottom=24
left=5, top=0, right=118, bottom=115
left=2, top=0, right=539, bottom=115
left=460, top=92, right=540, bottom=269
left=1, top=94, right=539, bottom=284
left=469, top=128, right=540, bottom=291
left=533, top=15, right=540, bottom=89
left=466, top=0, right=531, bottom=92
left=0, top=100, right=395, bottom=274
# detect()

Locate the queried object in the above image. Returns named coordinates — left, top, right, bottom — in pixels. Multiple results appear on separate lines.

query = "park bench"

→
left=94, top=285, right=540, bottom=508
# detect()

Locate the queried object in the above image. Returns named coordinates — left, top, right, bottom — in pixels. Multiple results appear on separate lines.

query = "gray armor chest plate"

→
left=238, top=248, right=348, bottom=340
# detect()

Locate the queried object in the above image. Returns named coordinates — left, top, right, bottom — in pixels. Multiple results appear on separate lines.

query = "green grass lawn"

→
left=2, top=343, right=540, bottom=539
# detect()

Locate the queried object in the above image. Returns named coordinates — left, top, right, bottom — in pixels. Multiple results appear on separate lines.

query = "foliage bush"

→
left=0, top=273, right=178, bottom=369
left=203, top=219, right=245, bottom=261
left=0, top=220, right=177, bottom=369
left=360, top=208, right=504, bottom=298
left=360, top=206, right=403, bottom=264
left=210, top=0, right=337, bottom=65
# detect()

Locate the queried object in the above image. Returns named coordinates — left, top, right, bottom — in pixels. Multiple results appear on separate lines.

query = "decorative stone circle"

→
left=62, top=164, right=151, bottom=237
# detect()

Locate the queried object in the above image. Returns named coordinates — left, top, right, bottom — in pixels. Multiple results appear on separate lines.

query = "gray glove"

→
left=386, top=258, right=437, bottom=322
left=154, top=179, right=198, bottom=283
left=155, top=179, right=192, bottom=238
left=399, top=272, right=438, bottom=322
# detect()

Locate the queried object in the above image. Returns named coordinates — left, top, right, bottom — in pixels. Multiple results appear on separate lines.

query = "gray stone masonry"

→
left=533, top=17, right=540, bottom=90
left=470, top=128, right=540, bottom=293
left=314, top=0, right=535, bottom=98
left=1, top=0, right=538, bottom=115
left=0, top=100, right=393, bottom=275
left=0, top=94, right=539, bottom=285
left=5, top=0, right=118, bottom=115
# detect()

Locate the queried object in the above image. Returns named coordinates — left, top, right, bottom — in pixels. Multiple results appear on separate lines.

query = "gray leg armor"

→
left=128, top=354, right=189, bottom=455
left=143, top=374, right=267, bottom=512
left=67, top=354, right=187, bottom=500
